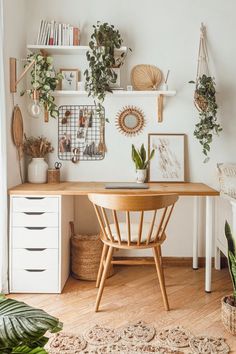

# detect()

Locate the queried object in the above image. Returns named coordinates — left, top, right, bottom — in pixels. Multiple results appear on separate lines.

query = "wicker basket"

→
left=221, top=296, right=236, bottom=335
left=70, top=222, right=114, bottom=281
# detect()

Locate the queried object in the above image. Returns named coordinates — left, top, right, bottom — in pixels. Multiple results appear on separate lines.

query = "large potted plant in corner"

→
left=222, top=221, right=236, bottom=335
left=0, top=295, right=62, bottom=353
left=84, top=21, right=130, bottom=119
left=132, top=144, right=155, bottom=183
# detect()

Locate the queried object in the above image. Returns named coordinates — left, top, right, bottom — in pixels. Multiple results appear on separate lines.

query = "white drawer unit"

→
left=9, top=195, right=74, bottom=294
left=12, top=212, right=59, bottom=227
left=12, top=227, right=59, bottom=249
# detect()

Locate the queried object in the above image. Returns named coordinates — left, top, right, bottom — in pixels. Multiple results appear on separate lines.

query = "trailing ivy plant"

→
left=21, top=53, right=63, bottom=119
left=189, top=74, right=222, bottom=162
left=84, top=21, right=130, bottom=120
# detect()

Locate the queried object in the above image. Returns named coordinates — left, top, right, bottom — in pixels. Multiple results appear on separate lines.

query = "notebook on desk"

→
left=105, top=183, right=149, bottom=189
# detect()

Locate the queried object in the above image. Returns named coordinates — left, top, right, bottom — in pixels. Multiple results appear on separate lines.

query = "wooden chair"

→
left=88, top=193, right=179, bottom=312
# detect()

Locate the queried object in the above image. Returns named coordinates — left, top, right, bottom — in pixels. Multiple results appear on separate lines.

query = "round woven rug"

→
left=47, top=322, right=230, bottom=354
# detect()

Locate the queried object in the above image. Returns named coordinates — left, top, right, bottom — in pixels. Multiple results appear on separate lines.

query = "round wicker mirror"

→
left=116, top=106, right=145, bottom=137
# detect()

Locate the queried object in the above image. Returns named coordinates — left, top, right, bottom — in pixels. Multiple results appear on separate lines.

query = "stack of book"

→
left=36, top=20, right=80, bottom=46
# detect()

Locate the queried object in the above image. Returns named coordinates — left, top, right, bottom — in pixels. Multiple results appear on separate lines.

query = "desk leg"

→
left=205, top=196, right=214, bottom=293
left=193, top=196, right=199, bottom=270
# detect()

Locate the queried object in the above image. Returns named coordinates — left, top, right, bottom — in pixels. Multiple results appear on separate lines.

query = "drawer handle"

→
left=25, top=269, right=46, bottom=272
left=25, top=248, right=46, bottom=252
left=25, top=197, right=45, bottom=200
left=23, top=212, right=45, bottom=215
left=25, top=227, right=46, bottom=230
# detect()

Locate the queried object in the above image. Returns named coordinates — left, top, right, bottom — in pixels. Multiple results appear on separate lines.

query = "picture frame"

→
left=148, top=133, right=185, bottom=182
left=60, top=68, right=79, bottom=91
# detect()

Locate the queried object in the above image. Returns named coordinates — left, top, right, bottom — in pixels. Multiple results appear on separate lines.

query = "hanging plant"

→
left=190, top=24, right=222, bottom=163
left=189, top=74, right=222, bottom=162
left=21, top=53, right=63, bottom=120
left=84, top=21, right=130, bottom=121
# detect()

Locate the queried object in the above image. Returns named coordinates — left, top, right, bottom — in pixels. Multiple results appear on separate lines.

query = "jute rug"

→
left=47, top=321, right=230, bottom=354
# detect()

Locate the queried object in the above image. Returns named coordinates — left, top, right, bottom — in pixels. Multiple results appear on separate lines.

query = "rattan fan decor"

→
left=131, top=64, right=163, bottom=91
left=12, top=105, right=24, bottom=183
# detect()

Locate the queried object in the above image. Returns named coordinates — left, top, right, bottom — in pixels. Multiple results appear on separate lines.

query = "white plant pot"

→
left=28, top=158, right=48, bottom=183
left=136, top=169, right=147, bottom=184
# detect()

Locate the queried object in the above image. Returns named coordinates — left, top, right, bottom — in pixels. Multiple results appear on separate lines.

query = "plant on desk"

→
left=132, top=144, right=155, bottom=183
left=221, top=221, right=236, bottom=335
left=0, top=295, right=62, bottom=353
left=24, top=135, right=54, bottom=184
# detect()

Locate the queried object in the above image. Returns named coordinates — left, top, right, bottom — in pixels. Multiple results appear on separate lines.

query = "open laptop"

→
left=105, top=182, right=149, bottom=189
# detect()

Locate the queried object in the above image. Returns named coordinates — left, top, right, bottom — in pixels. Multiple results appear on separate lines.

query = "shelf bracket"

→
left=10, top=57, right=35, bottom=93
left=157, top=94, right=164, bottom=122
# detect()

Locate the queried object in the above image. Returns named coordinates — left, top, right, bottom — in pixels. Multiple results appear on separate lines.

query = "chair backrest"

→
left=88, top=194, right=178, bottom=247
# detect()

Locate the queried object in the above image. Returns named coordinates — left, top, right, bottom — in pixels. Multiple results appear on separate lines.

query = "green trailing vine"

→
left=190, top=74, right=222, bottom=162
left=84, top=21, right=130, bottom=120
left=21, top=53, right=63, bottom=119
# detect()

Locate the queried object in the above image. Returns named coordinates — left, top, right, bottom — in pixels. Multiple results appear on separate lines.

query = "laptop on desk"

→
left=105, top=182, right=149, bottom=189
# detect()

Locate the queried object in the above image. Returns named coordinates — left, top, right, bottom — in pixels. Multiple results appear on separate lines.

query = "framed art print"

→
left=148, top=134, right=185, bottom=182
left=60, top=69, right=79, bottom=91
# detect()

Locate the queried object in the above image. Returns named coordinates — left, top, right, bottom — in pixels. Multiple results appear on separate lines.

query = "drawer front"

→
left=12, top=212, right=59, bottom=227
left=11, top=269, right=59, bottom=293
left=12, top=249, right=58, bottom=269
left=12, top=196, right=59, bottom=213
left=12, top=227, right=59, bottom=249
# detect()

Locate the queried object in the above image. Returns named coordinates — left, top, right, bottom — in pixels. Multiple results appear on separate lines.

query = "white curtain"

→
left=0, top=0, right=8, bottom=294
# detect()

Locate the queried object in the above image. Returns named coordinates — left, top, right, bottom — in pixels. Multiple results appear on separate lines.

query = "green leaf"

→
left=225, top=221, right=236, bottom=255
left=140, top=144, right=146, bottom=163
left=12, top=345, right=47, bottom=354
left=225, top=221, right=236, bottom=297
left=132, top=145, right=143, bottom=169
left=0, top=298, right=62, bottom=349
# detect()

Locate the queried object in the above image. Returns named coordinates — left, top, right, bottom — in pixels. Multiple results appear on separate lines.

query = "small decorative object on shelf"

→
left=189, top=23, right=222, bottom=162
left=116, top=106, right=145, bottom=137
left=148, top=134, right=185, bottom=182
left=221, top=221, right=236, bottom=335
left=59, top=68, right=79, bottom=91
left=36, top=19, right=80, bottom=46
left=84, top=21, right=131, bottom=123
left=132, top=144, right=155, bottom=183
left=20, top=53, right=63, bottom=122
left=23, top=135, right=54, bottom=183
left=131, top=64, right=163, bottom=91
left=161, top=69, right=170, bottom=91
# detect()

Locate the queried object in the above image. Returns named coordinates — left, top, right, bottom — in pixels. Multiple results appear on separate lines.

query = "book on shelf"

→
left=36, top=19, right=80, bottom=46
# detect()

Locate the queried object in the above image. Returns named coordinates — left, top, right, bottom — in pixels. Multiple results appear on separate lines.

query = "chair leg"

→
left=95, top=246, right=114, bottom=312
left=96, top=243, right=108, bottom=288
left=153, top=246, right=170, bottom=311
left=157, top=245, right=163, bottom=266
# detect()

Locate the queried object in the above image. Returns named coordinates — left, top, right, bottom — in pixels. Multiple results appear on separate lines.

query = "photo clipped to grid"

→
left=58, top=105, right=105, bottom=162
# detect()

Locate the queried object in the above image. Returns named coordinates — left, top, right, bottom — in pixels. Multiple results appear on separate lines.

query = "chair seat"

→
left=106, top=222, right=158, bottom=243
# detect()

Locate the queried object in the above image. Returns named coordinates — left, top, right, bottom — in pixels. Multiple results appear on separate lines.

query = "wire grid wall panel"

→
left=58, top=105, right=105, bottom=161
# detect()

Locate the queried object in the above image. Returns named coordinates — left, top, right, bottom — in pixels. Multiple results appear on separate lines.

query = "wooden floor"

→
left=10, top=265, right=236, bottom=352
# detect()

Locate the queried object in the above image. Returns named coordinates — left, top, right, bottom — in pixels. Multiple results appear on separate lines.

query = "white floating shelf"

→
left=27, top=45, right=128, bottom=56
left=54, top=90, right=176, bottom=97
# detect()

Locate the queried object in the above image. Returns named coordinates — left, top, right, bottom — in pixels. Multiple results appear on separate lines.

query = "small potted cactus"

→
left=221, top=221, right=236, bottom=335
left=132, top=144, right=155, bottom=183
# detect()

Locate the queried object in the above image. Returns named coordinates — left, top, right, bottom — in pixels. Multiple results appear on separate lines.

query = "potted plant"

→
left=221, top=221, right=236, bottom=335
left=189, top=74, right=222, bottom=162
left=23, top=135, right=54, bottom=183
left=0, top=294, right=62, bottom=353
left=21, top=53, right=63, bottom=122
left=84, top=21, right=130, bottom=120
left=132, top=144, right=155, bottom=183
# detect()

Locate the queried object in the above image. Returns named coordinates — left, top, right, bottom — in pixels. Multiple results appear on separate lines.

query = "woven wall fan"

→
left=12, top=105, right=24, bottom=183
left=131, top=64, right=163, bottom=91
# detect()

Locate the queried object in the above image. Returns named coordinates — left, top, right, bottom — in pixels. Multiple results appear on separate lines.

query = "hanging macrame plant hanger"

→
left=194, top=23, right=210, bottom=112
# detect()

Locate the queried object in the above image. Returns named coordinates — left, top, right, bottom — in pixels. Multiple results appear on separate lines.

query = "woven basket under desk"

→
left=70, top=222, right=114, bottom=281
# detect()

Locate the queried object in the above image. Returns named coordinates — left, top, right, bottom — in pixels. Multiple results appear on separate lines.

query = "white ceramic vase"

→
left=136, top=169, right=147, bottom=184
left=28, top=158, right=48, bottom=183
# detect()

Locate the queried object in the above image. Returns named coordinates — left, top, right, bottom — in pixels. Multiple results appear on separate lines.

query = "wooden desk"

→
left=9, top=182, right=219, bottom=292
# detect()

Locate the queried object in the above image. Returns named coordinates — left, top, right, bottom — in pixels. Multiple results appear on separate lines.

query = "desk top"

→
left=8, top=182, right=219, bottom=196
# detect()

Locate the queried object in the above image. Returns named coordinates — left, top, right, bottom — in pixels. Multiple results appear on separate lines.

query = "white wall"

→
left=4, top=0, right=29, bottom=187
left=21, top=0, right=236, bottom=256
